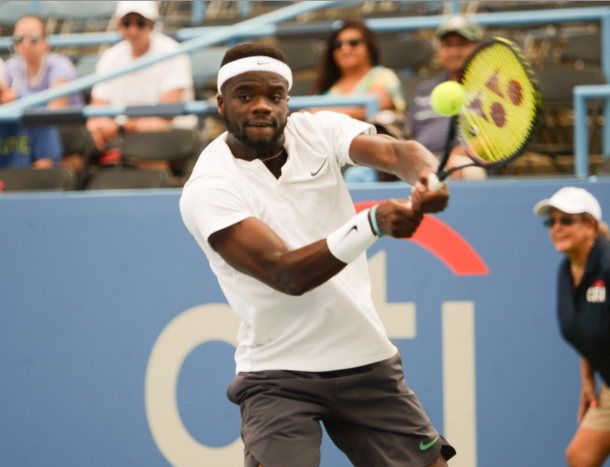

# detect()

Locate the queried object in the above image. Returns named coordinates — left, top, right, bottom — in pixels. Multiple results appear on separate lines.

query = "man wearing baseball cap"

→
left=534, top=187, right=610, bottom=467
left=407, top=15, right=484, bottom=179
left=87, top=1, right=195, bottom=167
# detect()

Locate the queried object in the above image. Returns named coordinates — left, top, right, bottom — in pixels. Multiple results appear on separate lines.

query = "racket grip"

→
left=428, top=173, right=445, bottom=192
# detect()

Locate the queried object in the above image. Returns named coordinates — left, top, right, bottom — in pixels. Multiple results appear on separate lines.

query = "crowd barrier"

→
left=1, top=178, right=610, bottom=467
left=2, top=2, right=610, bottom=176
left=19, top=94, right=381, bottom=126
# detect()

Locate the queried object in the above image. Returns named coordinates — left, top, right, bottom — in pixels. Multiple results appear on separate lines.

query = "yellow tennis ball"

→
left=430, top=81, right=465, bottom=116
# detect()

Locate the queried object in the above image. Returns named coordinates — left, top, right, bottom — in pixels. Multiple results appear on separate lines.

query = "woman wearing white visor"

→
left=534, top=187, right=610, bottom=467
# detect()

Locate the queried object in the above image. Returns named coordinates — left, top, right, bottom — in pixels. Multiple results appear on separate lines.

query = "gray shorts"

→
left=227, top=350, right=456, bottom=467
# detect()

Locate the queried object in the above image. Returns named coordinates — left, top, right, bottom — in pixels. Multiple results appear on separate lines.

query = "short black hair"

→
left=220, top=43, right=287, bottom=67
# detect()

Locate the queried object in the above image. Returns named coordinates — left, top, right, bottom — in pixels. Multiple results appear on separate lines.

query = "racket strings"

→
left=464, top=47, right=532, bottom=160
left=460, top=41, right=540, bottom=163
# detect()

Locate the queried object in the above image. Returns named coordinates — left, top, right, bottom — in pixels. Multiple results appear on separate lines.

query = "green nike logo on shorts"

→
left=420, top=436, right=439, bottom=451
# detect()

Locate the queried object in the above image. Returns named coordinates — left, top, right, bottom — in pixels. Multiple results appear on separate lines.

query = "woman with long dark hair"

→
left=310, top=20, right=405, bottom=121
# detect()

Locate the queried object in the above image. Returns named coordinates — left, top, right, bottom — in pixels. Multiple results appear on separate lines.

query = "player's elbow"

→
left=269, top=271, right=309, bottom=296
left=273, top=279, right=308, bottom=296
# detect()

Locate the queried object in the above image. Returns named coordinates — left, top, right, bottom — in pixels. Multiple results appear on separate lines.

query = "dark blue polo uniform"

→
left=557, top=237, right=610, bottom=384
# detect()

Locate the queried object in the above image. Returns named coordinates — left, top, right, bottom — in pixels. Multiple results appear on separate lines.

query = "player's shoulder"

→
left=183, top=134, right=237, bottom=187
left=288, top=110, right=354, bottom=128
left=286, top=111, right=346, bottom=143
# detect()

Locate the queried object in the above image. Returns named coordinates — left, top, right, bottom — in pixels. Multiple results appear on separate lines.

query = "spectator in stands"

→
left=310, top=20, right=405, bottom=121
left=343, top=110, right=407, bottom=183
left=407, top=15, right=485, bottom=180
left=0, top=19, right=67, bottom=170
left=3, top=16, right=84, bottom=108
left=0, top=74, right=62, bottom=169
left=87, top=1, right=195, bottom=168
left=0, top=121, right=63, bottom=170
left=0, top=57, right=7, bottom=91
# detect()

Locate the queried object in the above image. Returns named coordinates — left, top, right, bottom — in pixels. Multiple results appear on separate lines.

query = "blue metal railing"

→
left=2, top=3, right=610, bottom=175
left=573, top=85, right=610, bottom=177
left=20, top=95, right=380, bottom=123
left=191, top=1, right=206, bottom=25
left=0, top=1, right=341, bottom=120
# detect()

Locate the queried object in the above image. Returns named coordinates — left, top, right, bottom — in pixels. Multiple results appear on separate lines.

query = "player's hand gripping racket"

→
left=428, top=37, right=542, bottom=191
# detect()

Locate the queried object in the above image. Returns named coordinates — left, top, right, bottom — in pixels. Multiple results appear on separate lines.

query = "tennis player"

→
left=180, top=44, right=454, bottom=467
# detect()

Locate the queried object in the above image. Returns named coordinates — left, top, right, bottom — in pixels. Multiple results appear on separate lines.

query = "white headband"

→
left=217, top=56, right=293, bottom=93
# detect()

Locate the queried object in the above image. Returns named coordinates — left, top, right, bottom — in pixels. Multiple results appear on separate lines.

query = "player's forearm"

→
left=209, top=221, right=347, bottom=297
left=349, top=136, right=438, bottom=186
left=389, top=140, right=439, bottom=185
left=264, top=240, right=347, bottom=296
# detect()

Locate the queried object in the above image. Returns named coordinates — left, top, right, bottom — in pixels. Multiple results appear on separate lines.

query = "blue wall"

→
left=1, top=178, right=609, bottom=467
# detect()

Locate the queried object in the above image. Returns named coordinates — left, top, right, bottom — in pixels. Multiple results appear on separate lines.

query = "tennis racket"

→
left=428, top=37, right=542, bottom=191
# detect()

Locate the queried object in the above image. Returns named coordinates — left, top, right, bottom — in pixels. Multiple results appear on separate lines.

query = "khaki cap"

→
left=436, top=15, right=482, bottom=42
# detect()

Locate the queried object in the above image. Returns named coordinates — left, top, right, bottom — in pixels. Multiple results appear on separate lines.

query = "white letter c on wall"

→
left=144, top=304, right=243, bottom=467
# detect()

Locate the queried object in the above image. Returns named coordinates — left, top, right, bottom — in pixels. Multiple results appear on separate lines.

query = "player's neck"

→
left=226, top=134, right=287, bottom=176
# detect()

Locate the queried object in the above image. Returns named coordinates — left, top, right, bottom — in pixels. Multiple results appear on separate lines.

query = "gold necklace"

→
left=259, top=148, right=285, bottom=163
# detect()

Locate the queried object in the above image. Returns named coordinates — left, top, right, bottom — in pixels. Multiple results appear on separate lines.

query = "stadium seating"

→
left=53, top=1, right=117, bottom=20
left=84, top=167, right=171, bottom=190
left=118, top=129, right=203, bottom=183
left=0, top=166, right=76, bottom=192
left=58, top=125, right=97, bottom=188
left=379, top=38, right=434, bottom=71
left=529, top=68, right=606, bottom=158
left=1, top=1, right=610, bottom=184
left=0, top=1, right=55, bottom=26
left=561, top=33, right=601, bottom=67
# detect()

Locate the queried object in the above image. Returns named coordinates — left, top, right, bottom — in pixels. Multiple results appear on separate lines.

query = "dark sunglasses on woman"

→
left=332, top=39, right=363, bottom=50
left=543, top=217, right=580, bottom=228
left=121, top=19, right=148, bottom=29
left=12, top=33, right=40, bottom=44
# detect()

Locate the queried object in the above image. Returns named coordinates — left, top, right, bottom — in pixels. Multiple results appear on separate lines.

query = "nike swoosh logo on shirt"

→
left=341, top=225, right=358, bottom=241
left=311, top=158, right=327, bottom=176
left=257, top=61, right=269, bottom=65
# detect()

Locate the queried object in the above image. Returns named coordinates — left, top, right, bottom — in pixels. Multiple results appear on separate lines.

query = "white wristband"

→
left=326, top=209, right=377, bottom=264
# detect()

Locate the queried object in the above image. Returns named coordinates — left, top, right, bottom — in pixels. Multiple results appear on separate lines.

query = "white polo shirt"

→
left=91, top=31, right=196, bottom=128
left=180, top=111, right=397, bottom=373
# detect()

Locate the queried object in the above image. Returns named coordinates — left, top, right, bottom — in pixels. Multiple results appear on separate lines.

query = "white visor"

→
left=217, top=56, right=293, bottom=93
left=533, top=187, right=602, bottom=221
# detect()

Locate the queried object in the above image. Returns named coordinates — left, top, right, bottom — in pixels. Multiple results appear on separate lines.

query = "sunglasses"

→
left=543, top=217, right=581, bottom=228
left=121, top=19, right=149, bottom=29
left=332, top=38, right=363, bottom=50
left=12, top=33, right=41, bottom=44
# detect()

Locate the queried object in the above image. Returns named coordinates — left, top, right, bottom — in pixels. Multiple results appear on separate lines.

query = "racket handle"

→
left=428, top=173, right=445, bottom=192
